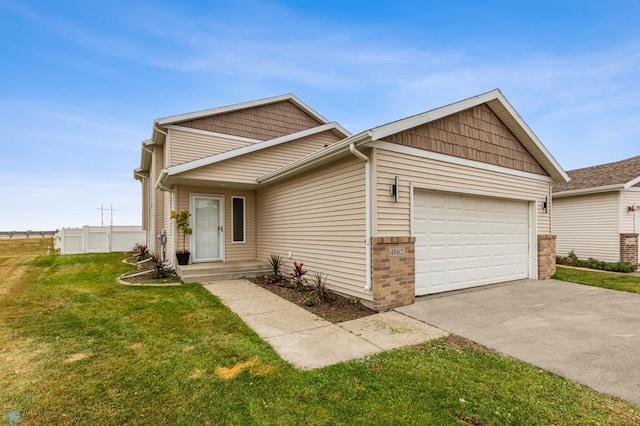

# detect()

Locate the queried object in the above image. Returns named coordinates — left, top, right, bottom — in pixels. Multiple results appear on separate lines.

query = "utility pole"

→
left=97, top=205, right=116, bottom=227
left=97, top=205, right=116, bottom=251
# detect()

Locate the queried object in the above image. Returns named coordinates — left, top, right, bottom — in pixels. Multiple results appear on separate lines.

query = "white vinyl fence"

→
left=55, top=226, right=147, bottom=255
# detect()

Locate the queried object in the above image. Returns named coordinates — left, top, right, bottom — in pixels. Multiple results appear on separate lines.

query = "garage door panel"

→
left=414, top=191, right=529, bottom=295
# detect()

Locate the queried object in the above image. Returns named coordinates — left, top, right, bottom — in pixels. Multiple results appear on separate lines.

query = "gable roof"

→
left=259, top=89, right=569, bottom=184
left=156, top=122, right=350, bottom=189
left=151, top=94, right=330, bottom=143
left=553, top=155, right=640, bottom=196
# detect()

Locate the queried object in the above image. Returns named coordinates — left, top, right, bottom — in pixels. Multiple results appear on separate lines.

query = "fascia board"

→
left=330, top=122, right=352, bottom=137
left=369, top=90, right=502, bottom=141
left=257, top=131, right=372, bottom=184
left=623, top=175, right=640, bottom=189
left=155, top=93, right=330, bottom=126
left=139, top=140, right=154, bottom=171
left=155, top=169, right=168, bottom=190
left=485, top=94, right=569, bottom=183
left=553, top=184, right=624, bottom=197
left=166, top=123, right=345, bottom=177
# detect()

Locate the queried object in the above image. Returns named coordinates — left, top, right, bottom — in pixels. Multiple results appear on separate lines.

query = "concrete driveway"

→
left=396, top=279, right=640, bottom=407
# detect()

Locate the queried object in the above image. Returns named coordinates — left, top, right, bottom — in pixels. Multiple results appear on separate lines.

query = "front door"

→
left=191, top=195, right=224, bottom=262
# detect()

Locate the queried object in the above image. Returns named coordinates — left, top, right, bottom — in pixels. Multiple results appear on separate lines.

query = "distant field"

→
left=0, top=238, right=54, bottom=256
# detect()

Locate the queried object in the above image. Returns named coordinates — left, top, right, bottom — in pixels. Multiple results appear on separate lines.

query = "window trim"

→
left=231, top=196, right=246, bottom=243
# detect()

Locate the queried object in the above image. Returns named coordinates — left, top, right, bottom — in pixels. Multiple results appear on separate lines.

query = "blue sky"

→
left=1, top=0, right=640, bottom=230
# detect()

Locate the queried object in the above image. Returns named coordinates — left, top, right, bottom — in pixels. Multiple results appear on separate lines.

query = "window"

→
left=232, top=197, right=245, bottom=243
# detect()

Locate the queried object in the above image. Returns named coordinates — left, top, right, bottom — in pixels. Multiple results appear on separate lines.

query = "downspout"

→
left=349, top=143, right=372, bottom=291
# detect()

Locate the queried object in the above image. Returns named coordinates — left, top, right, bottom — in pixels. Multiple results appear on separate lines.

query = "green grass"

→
left=553, top=266, right=640, bottom=294
left=1, top=254, right=639, bottom=425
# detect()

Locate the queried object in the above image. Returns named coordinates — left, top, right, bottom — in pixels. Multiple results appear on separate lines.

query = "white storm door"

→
left=191, top=195, right=224, bottom=262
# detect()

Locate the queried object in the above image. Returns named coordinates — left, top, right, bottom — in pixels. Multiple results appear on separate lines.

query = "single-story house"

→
left=552, top=156, right=640, bottom=265
left=134, top=89, right=569, bottom=311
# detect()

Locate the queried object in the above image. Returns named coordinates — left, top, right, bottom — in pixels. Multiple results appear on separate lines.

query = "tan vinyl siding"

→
left=141, top=177, right=149, bottom=231
left=553, top=192, right=620, bottom=262
left=385, top=104, right=548, bottom=176
left=175, top=100, right=323, bottom=141
left=151, top=146, right=165, bottom=253
left=256, top=156, right=369, bottom=300
left=375, top=149, right=551, bottom=236
left=175, top=186, right=257, bottom=262
left=177, top=131, right=341, bottom=184
left=621, top=190, right=640, bottom=233
left=168, top=128, right=253, bottom=166
left=163, top=190, right=173, bottom=257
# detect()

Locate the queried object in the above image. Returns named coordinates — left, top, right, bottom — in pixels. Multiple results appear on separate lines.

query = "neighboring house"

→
left=134, top=89, right=569, bottom=311
left=552, top=156, right=640, bottom=265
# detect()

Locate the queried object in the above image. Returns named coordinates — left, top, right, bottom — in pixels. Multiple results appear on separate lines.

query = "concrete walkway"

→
left=202, top=279, right=447, bottom=370
left=396, top=279, right=640, bottom=407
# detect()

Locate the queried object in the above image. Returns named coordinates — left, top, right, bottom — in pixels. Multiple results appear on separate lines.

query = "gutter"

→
left=553, top=184, right=625, bottom=198
left=349, top=143, right=372, bottom=292
left=133, top=169, right=148, bottom=181
left=154, top=123, right=167, bottom=136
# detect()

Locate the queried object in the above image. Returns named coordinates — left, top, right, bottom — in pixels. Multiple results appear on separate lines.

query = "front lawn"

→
left=553, top=266, right=640, bottom=294
left=1, top=253, right=639, bottom=425
left=0, top=237, right=53, bottom=257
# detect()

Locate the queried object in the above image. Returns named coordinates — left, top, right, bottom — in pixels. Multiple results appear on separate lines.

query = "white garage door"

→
left=414, top=191, right=529, bottom=295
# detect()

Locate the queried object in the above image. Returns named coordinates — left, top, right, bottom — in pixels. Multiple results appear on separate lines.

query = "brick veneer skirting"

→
left=620, top=233, right=639, bottom=268
left=371, top=236, right=415, bottom=311
left=538, top=234, right=556, bottom=280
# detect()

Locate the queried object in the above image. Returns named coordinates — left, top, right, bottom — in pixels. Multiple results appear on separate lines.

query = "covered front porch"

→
left=175, top=260, right=269, bottom=283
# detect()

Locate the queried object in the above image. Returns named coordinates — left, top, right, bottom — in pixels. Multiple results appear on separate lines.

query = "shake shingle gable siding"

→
left=175, top=100, right=323, bottom=141
left=386, top=104, right=548, bottom=176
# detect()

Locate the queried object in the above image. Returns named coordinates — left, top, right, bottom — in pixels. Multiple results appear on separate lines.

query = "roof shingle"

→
left=553, top=155, right=640, bottom=193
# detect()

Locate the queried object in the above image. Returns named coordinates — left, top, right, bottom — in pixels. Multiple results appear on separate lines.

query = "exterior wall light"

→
left=391, top=176, right=400, bottom=203
left=543, top=196, right=549, bottom=214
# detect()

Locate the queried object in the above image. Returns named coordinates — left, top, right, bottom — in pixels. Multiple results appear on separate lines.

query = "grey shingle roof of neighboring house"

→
left=553, top=155, right=640, bottom=194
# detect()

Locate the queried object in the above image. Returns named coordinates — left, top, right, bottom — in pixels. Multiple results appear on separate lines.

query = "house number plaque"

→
left=389, top=247, right=405, bottom=257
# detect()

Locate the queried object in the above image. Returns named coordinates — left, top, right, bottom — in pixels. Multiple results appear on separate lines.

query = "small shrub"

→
left=290, top=261, right=307, bottom=291
left=311, top=272, right=334, bottom=302
left=268, top=254, right=285, bottom=278
left=302, top=294, right=318, bottom=307
left=133, top=243, right=149, bottom=261
left=568, top=250, right=579, bottom=265
left=149, top=252, right=174, bottom=279
left=556, top=251, right=637, bottom=273
left=262, top=274, right=278, bottom=284
left=348, top=296, right=361, bottom=305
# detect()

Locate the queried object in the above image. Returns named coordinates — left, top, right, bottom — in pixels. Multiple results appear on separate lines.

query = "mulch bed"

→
left=248, top=276, right=376, bottom=323
left=119, top=256, right=181, bottom=285
left=119, top=256, right=376, bottom=322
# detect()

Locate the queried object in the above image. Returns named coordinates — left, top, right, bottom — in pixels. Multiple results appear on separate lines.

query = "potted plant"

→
left=171, top=210, right=193, bottom=265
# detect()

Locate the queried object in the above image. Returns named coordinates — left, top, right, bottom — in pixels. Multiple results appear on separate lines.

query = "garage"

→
left=413, top=190, right=530, bottom=295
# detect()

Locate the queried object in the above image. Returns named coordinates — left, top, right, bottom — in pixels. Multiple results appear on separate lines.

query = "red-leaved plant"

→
left=290, top=261, right=307, bottom=291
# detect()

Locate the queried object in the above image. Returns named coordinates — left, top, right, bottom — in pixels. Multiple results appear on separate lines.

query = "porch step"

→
left=176, top=261, right=270, bottom=284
